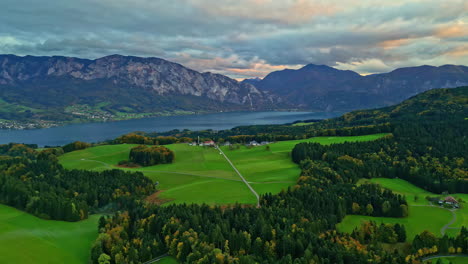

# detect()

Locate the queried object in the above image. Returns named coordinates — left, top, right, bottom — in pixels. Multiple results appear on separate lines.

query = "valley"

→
left=0, top=86, right=466, bottom=263
left=59, top=134, right=388, bottom=205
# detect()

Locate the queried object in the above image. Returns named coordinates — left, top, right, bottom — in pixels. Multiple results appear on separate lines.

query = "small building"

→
left=249, top=140, right=259, bottom=146
left=444, top=196, right=458, bottom=205
left=260, top=141, right=270, bottom=145
left=439, top=196, right=460, bottom=208
left=202, top=140, right=215, bottom=146
left=223, top=141, right=231, bottom=146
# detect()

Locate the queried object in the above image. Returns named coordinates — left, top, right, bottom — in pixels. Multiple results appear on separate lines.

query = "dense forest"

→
left=0, top=144, right=155, bottom=221
left=92, top=165, right=408, bottom=264
left=128, top=145, right=175, bottom=166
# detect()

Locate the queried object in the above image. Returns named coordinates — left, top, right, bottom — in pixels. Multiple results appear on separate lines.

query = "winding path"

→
left=421, top=254, right=468, bottom=262
left=141, top=253, right=169, bottom=264
left=411, top=204, right=460, bottom=236
left=215, top=145, right=261, bottom=208
left=441, top=209, right=458, bottom=236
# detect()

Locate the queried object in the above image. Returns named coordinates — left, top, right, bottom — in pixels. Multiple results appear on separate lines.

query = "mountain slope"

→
left=0, top=54, right=282, bottom=127
left=249, top=64, right=468, bottom=111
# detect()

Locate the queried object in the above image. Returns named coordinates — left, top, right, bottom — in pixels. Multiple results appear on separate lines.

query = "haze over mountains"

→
left=243, top=63, right=468, bottom=111
left=0, top=53, right=467, bottom=127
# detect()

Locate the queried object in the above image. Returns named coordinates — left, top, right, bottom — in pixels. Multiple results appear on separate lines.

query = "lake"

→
left=0, top=111, right=341, bottom=147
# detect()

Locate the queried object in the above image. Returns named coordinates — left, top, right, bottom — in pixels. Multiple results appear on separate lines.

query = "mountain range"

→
left=244, top=63, right=468, bottom=111
left=0, top=54, right=467, bottom=128
left=0, top=54, right=281, bottom=127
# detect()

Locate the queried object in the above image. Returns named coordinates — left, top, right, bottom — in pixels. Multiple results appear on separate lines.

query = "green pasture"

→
left=221, top=134, right=389, bottom=193
left=157, top=256, right=179, bottom=263
left=337, top=205, right=453, bottom=240
left=424, top=256, right=468, bottom=264
left=338, top=178, right=468, bottom=240
left=0, top=204, right=99, bottom=264
left=60, top=134, right=388, bottom=205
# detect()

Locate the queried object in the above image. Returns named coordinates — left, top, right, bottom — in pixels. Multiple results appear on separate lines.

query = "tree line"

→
left=128, top=145, right=175, bottom=166
left=0, top=144, right=156, bottom=221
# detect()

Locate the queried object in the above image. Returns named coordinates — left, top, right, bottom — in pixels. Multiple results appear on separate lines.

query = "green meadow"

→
left=423, top=257, right=467, bottom=264
left=337, top=178, right=468, bottom=240
left=59, top=134, right=388, bottom=206
left=0, top=204, right=99, bottom=264
left=157, top=256, right=179, bottom=263
left=221, top=134, right=389, bottom=194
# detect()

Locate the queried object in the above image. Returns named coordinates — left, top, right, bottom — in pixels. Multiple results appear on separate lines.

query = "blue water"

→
left=0, top=111, right=341, bottom=146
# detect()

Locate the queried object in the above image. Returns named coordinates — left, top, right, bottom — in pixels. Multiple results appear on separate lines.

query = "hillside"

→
left=247, top=64, right=468, bottom=111
left=0, top=54, right=282, bottom=128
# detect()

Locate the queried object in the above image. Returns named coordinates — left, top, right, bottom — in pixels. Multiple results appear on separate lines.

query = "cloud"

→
left=0, top=0, right=467, bottom=79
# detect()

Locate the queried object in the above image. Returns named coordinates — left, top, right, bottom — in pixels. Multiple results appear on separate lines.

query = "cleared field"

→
left=157, top=256, right=179, bottom=263
left=337, top=206, right=453, bottom=240
left=60, top=134, right=388, bottom=205
left=221, top=134, right=389, bottom=194
left=338, top=178, right=468, bottom=240
left=0, top=204, right=99, bottom=264
left=60, top=144, right=254, bottom=205
left=424, top=257, right=468, bottom=264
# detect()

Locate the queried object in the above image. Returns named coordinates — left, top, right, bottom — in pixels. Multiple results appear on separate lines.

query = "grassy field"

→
left=0, top=204, right=99, bottom=264
left=338, top=178, right=468, bottom=240
left=59, top=134, right=388, bottom=205
left=221, top=134, right=389, bottom=195
left=424, top=257, right=467, bottom=264
left=157, top=256, right=179, bottom=263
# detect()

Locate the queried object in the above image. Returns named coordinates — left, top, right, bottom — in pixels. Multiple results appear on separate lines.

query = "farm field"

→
left=157, top=256, right=179, bottom=263
left=59, top=134, right=389, bottom=205
left=0, top=204, right=99, bottom=264
left=424, top=256, right=468, bottom=264
left=338, top=178, right=468, bottom=240
left=221, top=134, right=389, bottom=193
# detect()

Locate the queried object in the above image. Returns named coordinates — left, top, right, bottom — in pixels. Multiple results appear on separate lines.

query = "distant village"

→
left=189, top=139, right=272, bottom=147
left=0, top=119, right=58, bottom=130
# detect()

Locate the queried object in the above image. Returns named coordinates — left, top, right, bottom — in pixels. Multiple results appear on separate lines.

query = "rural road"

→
left=215, top=145, right=261, bottom=208
left=142, top=253, right=168, bottom=264
left=421, top=254, right=468, bottom=262
left=441, top=209, right=457, bottom=236
left=411, top=204, right=459, bottom=236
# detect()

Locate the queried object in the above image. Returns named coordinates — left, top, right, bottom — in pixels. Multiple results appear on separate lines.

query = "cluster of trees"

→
left=62, top=141, right=91, bottom=153
left=0, top=143, right=38, bottom=158
left=114, top=133, right=191, bottom=145
left=0, top=144, right=156, bottom=221
left=351, top=221, right=406, bottom=244
left=128, top=145, right=175, bottom=167
left=406, top=228, right=468, bottom=262
left=291, top=119, right=467, bottom=194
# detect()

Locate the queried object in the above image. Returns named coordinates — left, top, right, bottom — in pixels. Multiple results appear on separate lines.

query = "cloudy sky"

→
left=1, top=0, right=467, bottom=79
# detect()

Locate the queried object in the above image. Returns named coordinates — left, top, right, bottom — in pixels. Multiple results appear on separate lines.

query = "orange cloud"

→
left=191, top=0, right=340, bottom=24
left=435, top=24, right=468, bottom=38
left=379, top=38, right=412, bottom=49
left=445, top=45, right=468, bottom=57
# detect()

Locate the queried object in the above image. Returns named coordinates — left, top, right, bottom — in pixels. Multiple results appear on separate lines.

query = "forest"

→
left=128, top=145, right=175, bottom=166
left=0, top=143, right=155, bottom=221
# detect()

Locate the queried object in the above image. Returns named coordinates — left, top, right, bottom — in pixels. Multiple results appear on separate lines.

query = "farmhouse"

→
left=249, top=140, right=259, bottom=146
left=202, top=140, right=215, bottom=146
left=439, top=196, right=459, bottom=208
